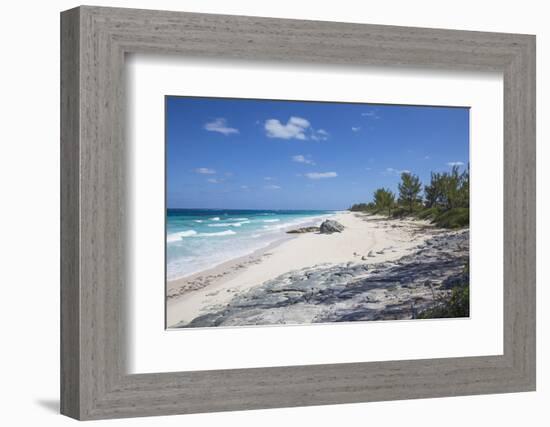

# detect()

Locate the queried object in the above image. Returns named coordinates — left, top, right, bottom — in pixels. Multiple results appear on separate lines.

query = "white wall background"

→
left=0, top=0, right=546, bottom=425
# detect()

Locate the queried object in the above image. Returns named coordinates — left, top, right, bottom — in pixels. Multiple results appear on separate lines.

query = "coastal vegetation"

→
left=373, top=188, right=395, bottom=216
left=417, top=284, right=469, bottom=319
left=350, top=165, right=469, bottom=229
left=418, top=263, right=470, bottom=319
left=349, top=166, right=470, bottom=320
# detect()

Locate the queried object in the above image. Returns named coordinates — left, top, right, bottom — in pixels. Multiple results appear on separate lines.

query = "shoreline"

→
left=166, top=213, right=336, bottom=294
left=166, top=232, right=297, bottom=300
left=167, top=212, right=445, bottom=327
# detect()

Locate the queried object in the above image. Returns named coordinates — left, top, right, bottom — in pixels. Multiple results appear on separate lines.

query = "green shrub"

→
left=391, top=207, right=409, bottom=218
left=418, top=284, right=470, bottom=319
left=349, top=203, right=372, bottom=212
left=433, top=207, right=469, bottom=229
left=416, top=207, right=441, bottom=220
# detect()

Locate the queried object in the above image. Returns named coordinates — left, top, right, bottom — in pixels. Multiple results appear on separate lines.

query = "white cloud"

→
left=264, top=116, right=329, bottom=141
left=361, top=110, right=380, bottom=119
left=447, top=161, right=465, bottom=167
left=385, top=167, right=411, bottom=175
left=194, top=167, right=216, bottom=175
left=311, top=128, right=329, bottom=141
left=264, top=184, right=281, bottom=190
left=207, top=178, right=220, bottom=184
left=264, top=176, right=274, bottom=181
left=240, top=185, right=249, bottom=190
left=424, top=155, right=431, bottom=160
left=264, top=116, right=310, bottom=140
left=288, top=117, right=310, bottom=128
left=305, top=172, right=338, bottom=179
left=204, top=118, right=239, bottom=135
left=291, top=154, right=315, bottom=165
left=351, top=126, right=361, bottom=132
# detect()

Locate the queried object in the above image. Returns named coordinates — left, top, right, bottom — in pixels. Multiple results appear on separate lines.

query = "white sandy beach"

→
left=167, top=212, right=439, bottom=327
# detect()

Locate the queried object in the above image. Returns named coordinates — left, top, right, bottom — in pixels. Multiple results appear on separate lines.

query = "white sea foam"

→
left=194, top=220, right=204, bottom=223
left=166, top=230, right=198, bottom=242
left=262, top=215, right=331, bottom=231
left=210, top=217, right=220, bottom=221
left=208, top=221, right=250, bottom=227
left=263, top=224, right=287, bottom=230
left=198, top=230, right=237, bottom=237
left=262, top=219, right=280, bottom=223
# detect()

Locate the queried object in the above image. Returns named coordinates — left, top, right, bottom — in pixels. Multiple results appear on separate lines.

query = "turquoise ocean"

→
left=166, top=209, right=335, bottom=280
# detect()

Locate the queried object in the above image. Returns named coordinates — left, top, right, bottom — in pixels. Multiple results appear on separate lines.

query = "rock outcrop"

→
left=320, top=220, right=345, bottom=234
left=176, top=229, right=469, bottom=328
left=286, top=226, right=320, bottom=234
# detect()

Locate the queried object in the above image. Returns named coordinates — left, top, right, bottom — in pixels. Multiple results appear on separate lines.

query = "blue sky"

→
left=166, top=97, right=469, bottom=210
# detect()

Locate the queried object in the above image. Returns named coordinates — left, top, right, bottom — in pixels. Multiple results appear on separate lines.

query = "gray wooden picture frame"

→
left=60, top=5, right=536, bottom=420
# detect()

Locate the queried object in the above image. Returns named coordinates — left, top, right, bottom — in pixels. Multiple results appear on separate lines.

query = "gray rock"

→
left=286, top=226, right=320, bottom=234
left=177, top=228, right=470, bottom=328
left=319, top=220, right=345, bottom=234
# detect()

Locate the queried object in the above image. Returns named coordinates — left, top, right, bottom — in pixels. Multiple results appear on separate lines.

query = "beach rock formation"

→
left=177, top=229, right=469, bottom=328
left=320, top=220, right=345, bottom=234
left=286, top=226, right=320, bottom=234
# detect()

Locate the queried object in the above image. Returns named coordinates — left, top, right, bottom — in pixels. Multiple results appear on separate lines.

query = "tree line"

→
left=350, top=165, right=469, bottom=228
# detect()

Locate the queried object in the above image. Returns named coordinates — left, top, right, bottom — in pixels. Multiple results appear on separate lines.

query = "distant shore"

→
left=166, top=212, right=468, bottom=328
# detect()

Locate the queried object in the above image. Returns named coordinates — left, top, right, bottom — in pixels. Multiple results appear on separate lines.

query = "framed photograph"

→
left=61, top=6, right=536, bottom=420
left=164, top=97, right=471, bottom=329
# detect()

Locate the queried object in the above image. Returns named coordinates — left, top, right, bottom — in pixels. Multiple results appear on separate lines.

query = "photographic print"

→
left=166, top=97, right=470, bottom=329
